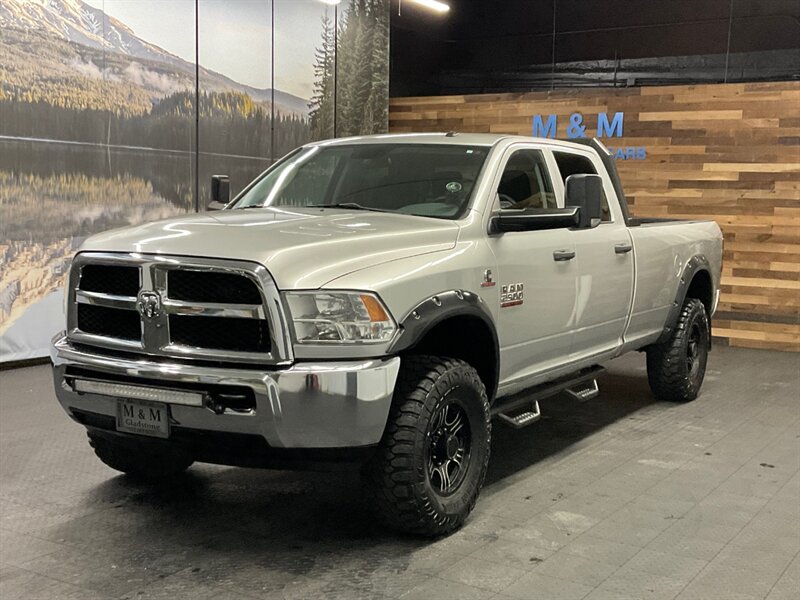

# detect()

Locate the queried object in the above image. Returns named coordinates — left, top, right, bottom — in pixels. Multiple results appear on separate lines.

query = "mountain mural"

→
left=0, top=0, right=309, bottom=116
left=0, top=0, right=390, bottom=362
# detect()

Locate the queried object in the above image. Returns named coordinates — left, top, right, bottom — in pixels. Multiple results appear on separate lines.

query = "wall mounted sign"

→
left=532, top=112, right=646, bottom=160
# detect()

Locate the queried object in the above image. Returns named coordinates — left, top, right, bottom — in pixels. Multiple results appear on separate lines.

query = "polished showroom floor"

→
left=1, top=347, right=798, bottom=600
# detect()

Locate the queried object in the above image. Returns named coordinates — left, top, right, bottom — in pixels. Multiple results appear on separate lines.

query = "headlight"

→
left=284, top=291, right=396, bottom=344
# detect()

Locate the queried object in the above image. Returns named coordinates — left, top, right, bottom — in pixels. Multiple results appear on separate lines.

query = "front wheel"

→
left=364, top=356, right=491, bottom=537
left=647, top=298, right=710, bottom=402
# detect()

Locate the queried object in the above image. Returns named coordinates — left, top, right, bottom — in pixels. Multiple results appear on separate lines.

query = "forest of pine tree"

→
left=0, top=91, right=310, bottom=159
left=308, top=0, right=389, bottom=140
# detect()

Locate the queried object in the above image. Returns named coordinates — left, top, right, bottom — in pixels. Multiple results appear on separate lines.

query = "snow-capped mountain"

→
left=0, top=0, right=182, bottom=65
left=0, top=0, right=309, bottom=115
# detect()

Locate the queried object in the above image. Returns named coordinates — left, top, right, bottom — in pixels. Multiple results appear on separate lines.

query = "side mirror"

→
left=207, top=174, right=230, bottom=210
left=565, top=174, right=603, bottom=228
left=491, top=207, right=579, bottom=233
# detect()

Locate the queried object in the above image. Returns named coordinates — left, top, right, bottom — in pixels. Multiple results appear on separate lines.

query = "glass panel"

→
left=198, top=0, right=272, bottom=207
left=273, top=0, right=320, bottom=151
left=335, top=0, right=390, bottom=136
left=0, top=0, right=194, bottom=358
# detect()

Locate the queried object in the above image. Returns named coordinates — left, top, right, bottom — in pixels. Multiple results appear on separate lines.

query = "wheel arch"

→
left=389, top=290, right=500, bottom=402
left=658, top=255, right=714, bottom=345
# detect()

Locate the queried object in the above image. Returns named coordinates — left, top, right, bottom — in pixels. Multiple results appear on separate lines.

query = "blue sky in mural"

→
left=86, top=0, right=328, bottom=99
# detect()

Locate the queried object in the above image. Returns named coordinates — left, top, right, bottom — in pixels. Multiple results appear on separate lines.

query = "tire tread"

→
left=647, top=298, right=709, bottom=402
left=364, top=355, right=490, bottom=537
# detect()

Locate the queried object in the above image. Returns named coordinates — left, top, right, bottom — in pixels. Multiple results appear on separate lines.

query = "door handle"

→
left=614, top=243, right=633, bottom=254
left=553, top=249, right=576, bottom=262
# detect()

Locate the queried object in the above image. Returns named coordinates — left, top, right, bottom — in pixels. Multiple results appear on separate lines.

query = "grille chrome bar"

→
left=162, top=299, right=265, bottom=319
left=69, top=330, right=143, bottom=351
left=76, top=290, right=137, bottom=310
left=67, top=252, right=293, bottom=365
left=164, top=342, right=278, bottom=362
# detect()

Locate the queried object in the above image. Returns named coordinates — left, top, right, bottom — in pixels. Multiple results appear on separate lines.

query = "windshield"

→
left=231, top=143, right=490, bottom=219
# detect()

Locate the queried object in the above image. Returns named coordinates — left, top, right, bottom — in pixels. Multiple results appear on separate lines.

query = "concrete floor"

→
left=0, top=347, right=798, bottom=600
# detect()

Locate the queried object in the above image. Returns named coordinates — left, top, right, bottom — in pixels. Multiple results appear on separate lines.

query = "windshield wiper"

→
left=231, top=204, right=268, bottom=210
left=307, top=202, right=392, bottom=213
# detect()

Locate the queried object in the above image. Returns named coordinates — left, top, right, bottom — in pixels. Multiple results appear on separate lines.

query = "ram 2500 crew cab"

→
left=51, top=134, right=722, bottom=536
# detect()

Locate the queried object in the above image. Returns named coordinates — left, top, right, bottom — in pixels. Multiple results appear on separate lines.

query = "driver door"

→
left=487, top=147, right=579, bottom=388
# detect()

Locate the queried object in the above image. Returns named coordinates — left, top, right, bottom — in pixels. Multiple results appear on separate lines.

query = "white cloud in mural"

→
left=123, top=62, right=186, bottom=96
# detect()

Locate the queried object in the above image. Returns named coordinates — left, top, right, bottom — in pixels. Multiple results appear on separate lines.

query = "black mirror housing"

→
left=208, top=174, right=230, bottom=210
left=565, top=174, right=603, bottom=228
left=491, top=207, right=579, bottom=233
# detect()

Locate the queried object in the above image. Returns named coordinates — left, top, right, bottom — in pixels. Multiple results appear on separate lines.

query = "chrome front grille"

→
left=67, top=252, right=291, bottom=364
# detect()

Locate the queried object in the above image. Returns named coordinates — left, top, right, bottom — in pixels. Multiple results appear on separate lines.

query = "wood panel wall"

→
left=389, top=82, right=800, bottom=352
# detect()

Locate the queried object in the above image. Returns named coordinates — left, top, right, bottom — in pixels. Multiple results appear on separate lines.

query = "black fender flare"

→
left=657, top=255, right=712, bottom=345
left=388, top=290, right=500, bottom=398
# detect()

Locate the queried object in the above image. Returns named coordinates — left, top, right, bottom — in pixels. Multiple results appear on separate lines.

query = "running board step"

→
left=564, top=379, right=600, bottom=402
left=497, top=401, right=541, bottom=429
left=491, top=365, right=605, bottom=428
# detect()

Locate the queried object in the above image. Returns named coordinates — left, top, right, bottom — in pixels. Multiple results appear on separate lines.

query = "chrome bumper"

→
left=51, top=334, right=400, bottom=449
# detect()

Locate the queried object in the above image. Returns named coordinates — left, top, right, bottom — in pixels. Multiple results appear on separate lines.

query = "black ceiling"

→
left=390, top=0, right=800, bottom=96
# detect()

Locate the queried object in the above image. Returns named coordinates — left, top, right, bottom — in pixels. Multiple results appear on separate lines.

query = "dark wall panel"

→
left=390, top=0, right=800, bottom=96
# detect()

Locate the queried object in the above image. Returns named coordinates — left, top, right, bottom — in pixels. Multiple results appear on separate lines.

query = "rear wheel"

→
left=364, top=355, right=491, bottom=537
left=88, top=431, right=193, bottom=480
left=647, top=298, right=710, bottom=402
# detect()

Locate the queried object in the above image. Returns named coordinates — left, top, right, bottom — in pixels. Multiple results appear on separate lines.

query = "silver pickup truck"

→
left=51, top=133, right=722, bottom=536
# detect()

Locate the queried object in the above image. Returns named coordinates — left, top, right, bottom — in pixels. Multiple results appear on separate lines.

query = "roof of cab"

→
left=310, top=132, right=595, bottom=152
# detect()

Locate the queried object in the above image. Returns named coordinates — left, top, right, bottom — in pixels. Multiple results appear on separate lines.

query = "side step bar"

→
left=497, top=401, right=541, bottom=429
left=492, top=365, right=605, bottom=428
left=564, top=378, right=600, bottom=402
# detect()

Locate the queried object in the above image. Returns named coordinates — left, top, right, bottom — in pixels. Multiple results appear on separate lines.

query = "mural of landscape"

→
left=0, top=0, right=390, bottom=361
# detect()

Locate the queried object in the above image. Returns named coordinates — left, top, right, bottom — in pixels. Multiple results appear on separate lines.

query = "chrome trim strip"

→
left=164, top=342, right=288, bottom=363
left=68, top=330, right=143, bottom=351
left=75, top=290, right=137, bottom=310
left=162, top=299, right=265, bottom=319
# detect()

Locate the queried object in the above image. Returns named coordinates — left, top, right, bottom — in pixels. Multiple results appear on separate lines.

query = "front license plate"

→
left=116, top=399, right=170, bottom=439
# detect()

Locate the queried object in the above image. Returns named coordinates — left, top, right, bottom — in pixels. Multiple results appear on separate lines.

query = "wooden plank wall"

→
left=389, top=82, right=800, bottom=351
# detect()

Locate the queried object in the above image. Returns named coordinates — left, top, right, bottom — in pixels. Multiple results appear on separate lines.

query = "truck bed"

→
left=623, top=219, right=723, bottom=350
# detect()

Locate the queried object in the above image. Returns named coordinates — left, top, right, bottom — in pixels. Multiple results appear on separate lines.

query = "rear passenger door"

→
left=552, top=150, right=635, bottom=359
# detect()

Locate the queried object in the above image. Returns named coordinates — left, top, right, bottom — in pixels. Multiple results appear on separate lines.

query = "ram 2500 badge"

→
left=52, top=134, right=722, bottom=536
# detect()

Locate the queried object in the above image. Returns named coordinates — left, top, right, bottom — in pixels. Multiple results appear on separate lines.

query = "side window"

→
left=497, top=150, right=555, bottom=210
left=553, top=151, right=611, bottom=221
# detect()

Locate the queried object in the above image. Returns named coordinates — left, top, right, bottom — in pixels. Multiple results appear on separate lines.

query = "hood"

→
left=79, top=207, right=460, bottom=289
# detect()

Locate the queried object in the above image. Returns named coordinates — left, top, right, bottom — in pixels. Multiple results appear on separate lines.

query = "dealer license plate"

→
left=116, top=399, right=170, bottom=439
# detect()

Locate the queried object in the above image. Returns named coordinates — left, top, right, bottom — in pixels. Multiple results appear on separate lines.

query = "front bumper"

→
left=51, top=334, right=400, bottom=451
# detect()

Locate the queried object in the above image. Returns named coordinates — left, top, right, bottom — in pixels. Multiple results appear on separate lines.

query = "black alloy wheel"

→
left=426, top=401, right=471, bottom=495
left=364, top=355, right=491, bottom=537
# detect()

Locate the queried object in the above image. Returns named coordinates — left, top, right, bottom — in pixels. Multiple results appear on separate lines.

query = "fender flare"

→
left=657, top=255, right=713, bottom=345
left=388, top=290, right=500, bottom=398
